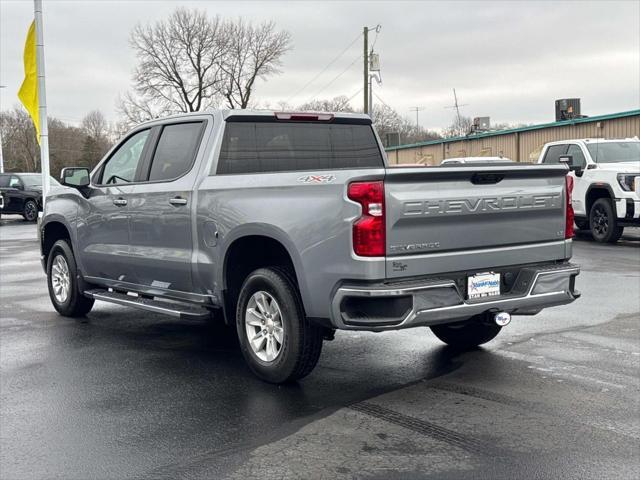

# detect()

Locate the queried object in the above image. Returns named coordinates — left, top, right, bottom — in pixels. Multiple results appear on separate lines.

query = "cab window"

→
left=542, top=144, right=568, bottom=164
left=147, top=122, right=203, bottom=182
left=99, top=129, right=150, bottom=185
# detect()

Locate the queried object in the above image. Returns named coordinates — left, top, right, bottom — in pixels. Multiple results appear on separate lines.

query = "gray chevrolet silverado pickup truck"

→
left=40, top=110, right=580, bottom=383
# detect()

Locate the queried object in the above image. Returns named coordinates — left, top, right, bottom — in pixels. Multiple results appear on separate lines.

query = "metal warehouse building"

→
left=385, top=109, right=640, bottom=165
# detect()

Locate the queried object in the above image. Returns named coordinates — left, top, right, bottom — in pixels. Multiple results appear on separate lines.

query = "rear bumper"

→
left=330, top=262, right=580, bottom=331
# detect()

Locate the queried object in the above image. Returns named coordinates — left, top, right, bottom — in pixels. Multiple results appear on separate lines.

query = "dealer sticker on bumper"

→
left=468, top=272, right=501, bottom=299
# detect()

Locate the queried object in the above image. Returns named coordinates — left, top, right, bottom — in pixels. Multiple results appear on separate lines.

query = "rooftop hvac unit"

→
left=555, top=98, right=581, bottom=121
left=473, top=117, right=491, bottom=131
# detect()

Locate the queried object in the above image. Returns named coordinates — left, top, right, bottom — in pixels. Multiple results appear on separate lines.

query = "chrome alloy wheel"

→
left=51, top=254, right=71, bottom=303
left=245, top=291, right=284, bottom=362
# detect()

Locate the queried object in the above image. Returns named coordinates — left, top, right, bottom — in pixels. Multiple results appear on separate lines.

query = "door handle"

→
left=169, top=197, right=188, bottom=206
left=113, top=198, right=127, bottom=207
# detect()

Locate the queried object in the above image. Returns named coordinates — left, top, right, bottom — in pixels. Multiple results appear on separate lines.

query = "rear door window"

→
left=542, top=144, right=568, bottom=164
left=147, top=122, right=204, bottom=182
left=217, top=122, right=383, bottom=174
left=0, top=175, right=9, bottom=187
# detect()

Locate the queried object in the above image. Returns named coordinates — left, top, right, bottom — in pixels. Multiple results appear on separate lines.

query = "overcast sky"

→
left=1, top=0, right=638, bottom=131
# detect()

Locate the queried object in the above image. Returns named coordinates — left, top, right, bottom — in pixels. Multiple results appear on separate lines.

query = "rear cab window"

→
left=216, top=119, right=384, bottom=174
left=542, top=144, right=569, bottom=164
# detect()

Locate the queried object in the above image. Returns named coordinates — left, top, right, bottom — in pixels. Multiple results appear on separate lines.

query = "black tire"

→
left=47, top=239, right=94, bottom=317
left=430, top=315, right=502, bottom=350
left=235, top=267, right=323, bottom=383
left=23, top=199, right=38, bottom=222
left=589, top=198, right=623, bottom=243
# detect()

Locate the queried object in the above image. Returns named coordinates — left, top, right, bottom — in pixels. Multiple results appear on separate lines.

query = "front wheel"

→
left=589, top=198, right=623, bottom=243
left=430, top=316, right=502, bottom=350
left=23, top=199, right=38, bottom=222
left=236, top=267, right=323, bottom=383
left=47, top=239, right=94, bottom=317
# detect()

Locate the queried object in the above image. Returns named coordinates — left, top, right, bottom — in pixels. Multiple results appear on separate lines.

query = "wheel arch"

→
left=585, top=184, right=615, bottom=216
left=220, top=226, right=308, bottom=325
left=41, top=217, right=74, bottom=268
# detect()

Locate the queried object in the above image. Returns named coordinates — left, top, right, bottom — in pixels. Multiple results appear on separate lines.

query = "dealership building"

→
left=385, top=109, right=640, bottom=165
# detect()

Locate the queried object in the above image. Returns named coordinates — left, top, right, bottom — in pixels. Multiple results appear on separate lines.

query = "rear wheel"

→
left=47, top=239, right=94, bottom=317
left=23, top=199, right=38, bottom=222
left=236, top=267, right=323, bottom=383
left=589, top=198, right=623, bottom=243
left=430, top=316, right=502, bottom=350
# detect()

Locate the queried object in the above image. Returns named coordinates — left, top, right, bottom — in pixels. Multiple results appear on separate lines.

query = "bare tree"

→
left=80, top=110, right=112, bottom=168
left=220, top=19, right=292, bottom=109
left=1, top=107, right=118, bottom=176
left=370, top=104, right=440, bottom=145
left=297, top=96, right=354, bottom=113
left=119, top=10, right=291, bottom=123
left=0, top=108, right=39, bottom=172
left=81, top=110, right=108, bottom=139
left=119, top=8, right=229, bottom=124
left=442, top=115, right=473, bottom=138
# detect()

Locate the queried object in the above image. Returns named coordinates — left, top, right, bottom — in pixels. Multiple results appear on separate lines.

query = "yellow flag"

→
left=18, top=21, right=39, bottom=143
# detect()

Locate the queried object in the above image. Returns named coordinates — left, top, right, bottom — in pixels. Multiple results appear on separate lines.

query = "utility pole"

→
left=363, top=26, right=368, bottom=114
left=409, top=107, right=424, bottom=128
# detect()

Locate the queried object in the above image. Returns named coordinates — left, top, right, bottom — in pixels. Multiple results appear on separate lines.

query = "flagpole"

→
left=0, top=86, right=5, bottom=174
left=34, top=0, right=50, bottom=211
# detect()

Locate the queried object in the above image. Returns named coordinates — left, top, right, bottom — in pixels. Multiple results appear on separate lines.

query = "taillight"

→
left=565, top=175, right=575, bottom=239
left=348, top=181, right=385, bottom=256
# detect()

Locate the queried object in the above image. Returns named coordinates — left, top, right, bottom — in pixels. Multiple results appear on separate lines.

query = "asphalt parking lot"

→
left=1, top=215, right=639, bottom=480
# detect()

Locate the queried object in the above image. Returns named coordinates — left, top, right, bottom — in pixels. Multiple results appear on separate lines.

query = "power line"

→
left=305, top=53, right=362, bottom=104
left=372, top=91, right=393, bottom=111
left=345, top=87, right=363, bottom=104
left=286, top=32, right=362, bottom=104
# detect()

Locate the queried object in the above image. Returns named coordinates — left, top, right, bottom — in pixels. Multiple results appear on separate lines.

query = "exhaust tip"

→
left=494, top=312, right=511, bottom=327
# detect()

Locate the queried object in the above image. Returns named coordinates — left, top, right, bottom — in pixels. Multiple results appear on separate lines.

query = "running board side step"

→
left=84, top=289, right=211, bottom=320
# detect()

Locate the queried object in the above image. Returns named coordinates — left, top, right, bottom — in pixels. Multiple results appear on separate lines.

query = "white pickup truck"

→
left=538, top=138, right=640, bottom=242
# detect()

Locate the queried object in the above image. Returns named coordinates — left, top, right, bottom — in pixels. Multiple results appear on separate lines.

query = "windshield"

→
left=586, top=142, right=640, bottom=163
left=20, top=175, right=61, bottom=187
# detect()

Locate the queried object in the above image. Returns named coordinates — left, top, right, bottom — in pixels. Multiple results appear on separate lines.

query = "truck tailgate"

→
left=384, top=164, right=569, bottom=278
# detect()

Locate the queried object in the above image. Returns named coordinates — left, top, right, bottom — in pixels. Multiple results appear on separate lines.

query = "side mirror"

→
left=559, top=155, right=583, bottom=176
left=61, top=167, right=90, bottom=188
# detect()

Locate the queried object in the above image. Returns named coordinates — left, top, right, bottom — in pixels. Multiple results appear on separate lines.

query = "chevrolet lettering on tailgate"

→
left=402, top=193, right=562, bottom=217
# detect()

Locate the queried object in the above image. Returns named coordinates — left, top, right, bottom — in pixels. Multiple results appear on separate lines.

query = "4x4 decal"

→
left=297, top=174, right=336, bottom=184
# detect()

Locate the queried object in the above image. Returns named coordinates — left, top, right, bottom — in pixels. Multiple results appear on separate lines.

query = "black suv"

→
left=0, top=173, right=60, bottom=222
